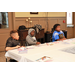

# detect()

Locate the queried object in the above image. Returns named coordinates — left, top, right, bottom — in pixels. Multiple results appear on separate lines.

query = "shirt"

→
left=6, top=37, right=20, bottom=47
left=52, top=30, right=64, bottom=42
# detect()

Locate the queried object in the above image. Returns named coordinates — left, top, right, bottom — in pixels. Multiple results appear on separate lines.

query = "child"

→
left=5, top=30, right=20, bottom=51
left=52, top=24, right=66, bottom=42
left=26, top=28, right=41, bottom=46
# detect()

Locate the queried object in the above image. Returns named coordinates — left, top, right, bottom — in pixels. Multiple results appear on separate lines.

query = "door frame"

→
left=0, top=12, right=15, bottom=51
left=73, top=12, right=75, bottom=37
left=66, top=12, right=74, bottom=38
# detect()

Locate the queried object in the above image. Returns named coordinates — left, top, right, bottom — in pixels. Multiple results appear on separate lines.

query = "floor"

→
left=0, top=51, right=17, bottom=62
left=0, top=51, right=6, bottom=62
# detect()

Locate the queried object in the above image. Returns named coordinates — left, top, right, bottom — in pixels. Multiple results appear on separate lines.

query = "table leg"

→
left=43, top=37, right=45, bottom=43
left=6, top=58, right=7, bottom=62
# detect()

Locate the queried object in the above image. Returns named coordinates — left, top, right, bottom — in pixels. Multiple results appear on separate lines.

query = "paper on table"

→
left=62, top=42, right=70, bottom=44
left=62, top=46, right=75, bottom=54
left=36, top=56, right=53, bottom=62
left=18, top=47, right=28, bottom=54
left=36, top=43, right=54, bottom=47
left=19, top=50, right=27, bottom=54
left=35, top=44, right=46, bottom=47
left=18, top=47, right=25, bottom=51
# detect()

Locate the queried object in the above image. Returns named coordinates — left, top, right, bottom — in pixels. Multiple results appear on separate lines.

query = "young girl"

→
left=52, top=24, right=66, bottom=42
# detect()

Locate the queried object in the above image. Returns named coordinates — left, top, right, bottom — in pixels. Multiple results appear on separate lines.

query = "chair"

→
left=50, top=32, right=53, bottom=42
left=5, top=50, right=8, bottom=62
left=25, top=40, right=30, bottom=46
left=45, top=32, right=53, bottom=42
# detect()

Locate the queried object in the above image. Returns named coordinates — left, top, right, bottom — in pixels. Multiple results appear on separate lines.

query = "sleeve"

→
left=60, top=31, right=65, bottom=36
left=53, top=33, right=59, bottom=41
left=6, top=40, right=13, bottom=47
left=26, top=36, right=37, bottom=45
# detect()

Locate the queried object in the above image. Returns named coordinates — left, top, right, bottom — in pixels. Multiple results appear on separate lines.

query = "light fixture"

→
left=26, top=19, right=28, bottom=22
left=28, top=17, right=30, bottom=19
left=25, top=17, right=33, bottom=28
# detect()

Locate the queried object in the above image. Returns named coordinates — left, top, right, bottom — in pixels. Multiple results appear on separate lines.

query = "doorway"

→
left=0, top=12, right=14, bottom=52
left=66, top=12, right=74, bottom=38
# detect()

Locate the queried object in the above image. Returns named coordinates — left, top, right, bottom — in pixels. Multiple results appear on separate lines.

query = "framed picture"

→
left=30, top=12, right=38, bottom=14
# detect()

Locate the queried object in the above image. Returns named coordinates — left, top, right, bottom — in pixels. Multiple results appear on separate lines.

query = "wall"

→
left=48, top=12, right=66, bottom=17
left=15, top=12, right=66, bottom=31
left=15, top=17, right=66, bottom=32
left=15, top=12, right=66, bottom=17
left=0, top=33, right=10, bottom=51
left=14, top=12, right=74, bottom=39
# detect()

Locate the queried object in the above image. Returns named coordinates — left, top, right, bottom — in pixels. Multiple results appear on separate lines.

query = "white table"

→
left=5, top=38, right=75, bottom=62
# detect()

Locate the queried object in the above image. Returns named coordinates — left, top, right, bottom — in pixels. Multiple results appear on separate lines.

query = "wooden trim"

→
left=73, top=12, right=75, bottom=37
left=15, top=17, right=66, bottom=19
left=12, top=12, right=15, bottom=30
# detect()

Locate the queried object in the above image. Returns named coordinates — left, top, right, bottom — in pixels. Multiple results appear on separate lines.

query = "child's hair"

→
left=52, top=24, right=60, bottom=32
left=10, top=30, right=18, bottom=36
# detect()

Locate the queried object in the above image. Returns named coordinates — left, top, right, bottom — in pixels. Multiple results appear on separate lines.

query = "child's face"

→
left=15, top=33, right=19, bottom=40
left=12, top=33, right=19, bottom=40
left=56, top=26, right=60, bottom=31
left=30, top=31, right=35, bottom=36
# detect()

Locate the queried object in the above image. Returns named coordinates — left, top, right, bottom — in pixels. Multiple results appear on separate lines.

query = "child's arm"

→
left=57, top=36, right=66, bottom=41
left=63, top=36, right=66, bottom=40
left=5, top=39, right=21, bottom=51
left=54, top=35, right=66, bottom=41
left=6, top=45, right=20, bottom=51
left=26, top=37, right=37, bottom=45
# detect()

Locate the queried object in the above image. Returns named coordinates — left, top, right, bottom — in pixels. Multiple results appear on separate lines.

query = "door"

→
left=67, top=12, right=74, bottom=38
left=73, top=12, right=75, bottom=38
left=0, top=12, right=14, bottom=51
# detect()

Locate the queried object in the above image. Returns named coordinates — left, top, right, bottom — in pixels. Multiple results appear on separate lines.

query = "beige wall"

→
left=48, top=12, right=66, bottom=17
left=15, top=12, right=66, bottom=17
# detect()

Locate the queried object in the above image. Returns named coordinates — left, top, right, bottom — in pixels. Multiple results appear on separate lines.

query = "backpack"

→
left=33, top=24, right=42, bottom=33
left=18, top=25, right=27, bottom=31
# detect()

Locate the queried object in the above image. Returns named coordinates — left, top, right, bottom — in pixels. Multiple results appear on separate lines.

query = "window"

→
left=0, top=12, right=9, bottom=29
left=67, top=12, right=73, bottom=25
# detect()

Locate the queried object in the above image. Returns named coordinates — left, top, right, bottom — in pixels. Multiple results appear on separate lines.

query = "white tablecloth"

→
left=5, top=38, right=75, bottom=62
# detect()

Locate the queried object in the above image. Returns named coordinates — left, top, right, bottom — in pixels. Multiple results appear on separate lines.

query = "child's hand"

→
left=63, top=37, right=66, bottom=40
left=16, top=45, right=20, bottom=48
left=36, top=42, right=41, bottom=45
left=21, top=46, right=25, bottom=47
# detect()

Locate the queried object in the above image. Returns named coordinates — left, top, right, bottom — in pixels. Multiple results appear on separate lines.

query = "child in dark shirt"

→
left=6, top=30, right=20, bottom=51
